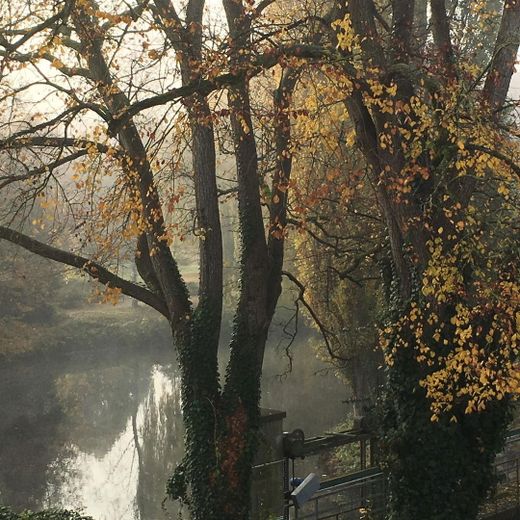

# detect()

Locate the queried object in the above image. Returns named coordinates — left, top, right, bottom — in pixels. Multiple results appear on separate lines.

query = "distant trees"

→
left=0, top=241, right=59, bottom=324
left=0, top=1, right=519, bottom=519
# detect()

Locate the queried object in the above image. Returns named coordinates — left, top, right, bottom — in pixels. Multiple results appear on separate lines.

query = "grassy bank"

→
left=0, top=304, right=171, bottom=360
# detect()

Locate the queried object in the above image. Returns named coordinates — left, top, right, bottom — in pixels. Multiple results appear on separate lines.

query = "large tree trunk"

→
left=378, top=166, right=514, bottom=520
left=167, top=320, right=222, bottom=520
left=169, top=320, right=266, bottom=520
left=381, top=328, right=512, bottom=520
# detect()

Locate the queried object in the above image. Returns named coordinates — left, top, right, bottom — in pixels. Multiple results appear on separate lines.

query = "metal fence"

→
left=479, top=456, right=520, bottom=519
left=282, top=431, right=520, bottom=520
left=290, top=468, right=386, bottom=520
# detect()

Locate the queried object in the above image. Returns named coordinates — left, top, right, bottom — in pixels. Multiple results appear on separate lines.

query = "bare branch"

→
left=0, top=150, right=87, bottom=189
left=0, top=226, right=169, bottom=317
left=0, top=4, right=70, bottom=52
left=119, top=44, right=333, bottom=121
left=282, top=270, right=347, bottom=363
left=1, top=136, right=118, bottom=155
left=255, top=0, right=276, bottom=14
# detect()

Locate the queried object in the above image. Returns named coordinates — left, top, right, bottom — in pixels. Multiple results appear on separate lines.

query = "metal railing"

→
left=292, top=468, right=385, bottom=520
left=282, top=429, right=520, bottom=520
left=479, top=456, right=520, bottom=519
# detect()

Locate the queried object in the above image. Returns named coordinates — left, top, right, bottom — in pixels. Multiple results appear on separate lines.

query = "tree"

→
left=288, top=76, right=385, bottom=416
left=325, top=1, right=520, bottom=518
left=278, top=3, right=518, bottom=514
left=1, top=1, right=519, bottom=519
left=259, top=0, right=518, bottom=517
left=0, top=0, right=308, bottom=517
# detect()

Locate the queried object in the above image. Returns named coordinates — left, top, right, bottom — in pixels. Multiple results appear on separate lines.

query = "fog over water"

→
left=0, top=328, right=348, bottom=520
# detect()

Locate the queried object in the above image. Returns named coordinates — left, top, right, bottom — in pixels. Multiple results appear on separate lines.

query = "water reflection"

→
left=134, top=367, right=183, bottom=520
left=0, top=332, right=348, bottom=519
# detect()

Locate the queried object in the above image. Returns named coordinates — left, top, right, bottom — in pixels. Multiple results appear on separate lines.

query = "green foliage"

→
left=167, top=304, right=224, bottom=519
left=166, top=460, right=189, bottom=505
left=0, top=507, right=93, bottom=520
left=380, top=337, right=513, bottom=520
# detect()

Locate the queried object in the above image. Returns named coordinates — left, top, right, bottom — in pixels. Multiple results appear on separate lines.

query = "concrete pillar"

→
left=251, top=408, right=286, bottom=520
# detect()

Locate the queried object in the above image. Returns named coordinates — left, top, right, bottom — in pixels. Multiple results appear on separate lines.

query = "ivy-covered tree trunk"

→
left=376, top=172, right=516, bottom=520
left=167, top=315, right=269, bottom=520
left=375, top=150, right=517, bottom=519
left=381, top=333, right=512, bottom=520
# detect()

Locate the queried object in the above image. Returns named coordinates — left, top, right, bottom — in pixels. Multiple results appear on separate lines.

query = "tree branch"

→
left=0, top=4, right=69, bottom=52
left=282, top=270, right=347, bottom=363
left=483, top=0, right=520, bottom=113
left=465, top=143, right=520, bottom=178
left=72, top=2, right=192, bottom=323
left=118, top=44, right=332, bottom=121
left=267, top=67, right=299, bottom=315
left=1, top=136, right=113, bottom=152
left=0, top=226, right=169, bottom=317
left=430, top=0, right=456, bottom=77
left=0, top=150, right=87, bottom=189
left=255, top=0, right=276, bottom=15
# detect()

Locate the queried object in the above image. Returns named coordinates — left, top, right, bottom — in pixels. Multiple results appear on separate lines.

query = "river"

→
left=0, top=326, right=349, bottom=520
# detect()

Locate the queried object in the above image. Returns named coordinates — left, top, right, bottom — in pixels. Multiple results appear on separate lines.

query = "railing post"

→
left=283, top=457, right=290, bottom=520
left=516, top=457, right=519, bottom=515
left=360, top=439, right=367, bottom=470
left=369, top=437, right=378, bottom=467
left=360, top=439, right=367, bottom=510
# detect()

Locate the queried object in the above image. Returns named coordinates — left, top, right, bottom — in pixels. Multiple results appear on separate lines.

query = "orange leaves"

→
left=147, top=49, right=161, bottom=61
left=270, top=226, right=284, bottom=240
left=238, top=115, right=251, bottom=135
left=219, top=404, right=248, bottom=491
left=331, top=14, right=357, bottom=53
left=101, top=285, right=122, bottom=305
left=166, top=188, right=184, bottom=213
left=51, top=57, right=65, bottom=69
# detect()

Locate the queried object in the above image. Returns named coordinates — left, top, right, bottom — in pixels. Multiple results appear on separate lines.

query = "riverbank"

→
left=0, top=304, right=171, bottom=361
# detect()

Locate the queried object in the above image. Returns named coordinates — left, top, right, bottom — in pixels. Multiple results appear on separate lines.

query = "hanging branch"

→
left=282, top=270, right=349, bottom=363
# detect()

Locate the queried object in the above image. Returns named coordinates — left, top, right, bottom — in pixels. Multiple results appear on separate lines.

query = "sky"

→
left=510, top=66, right=520, bottom=99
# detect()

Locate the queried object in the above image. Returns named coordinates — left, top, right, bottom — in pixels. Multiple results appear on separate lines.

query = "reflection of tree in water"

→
left=0, top=365, right=69, bottom=510
left=55, top=364, right=150, bottom=458
left=0, top=346, right=346, bottom=517
left=0, top=356, right=153, bottom=512
left=133, top=366, right=184, bottom=520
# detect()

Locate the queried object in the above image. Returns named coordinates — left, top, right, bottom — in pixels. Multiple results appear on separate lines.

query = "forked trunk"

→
left=168, top=315, right=266, bottom=520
